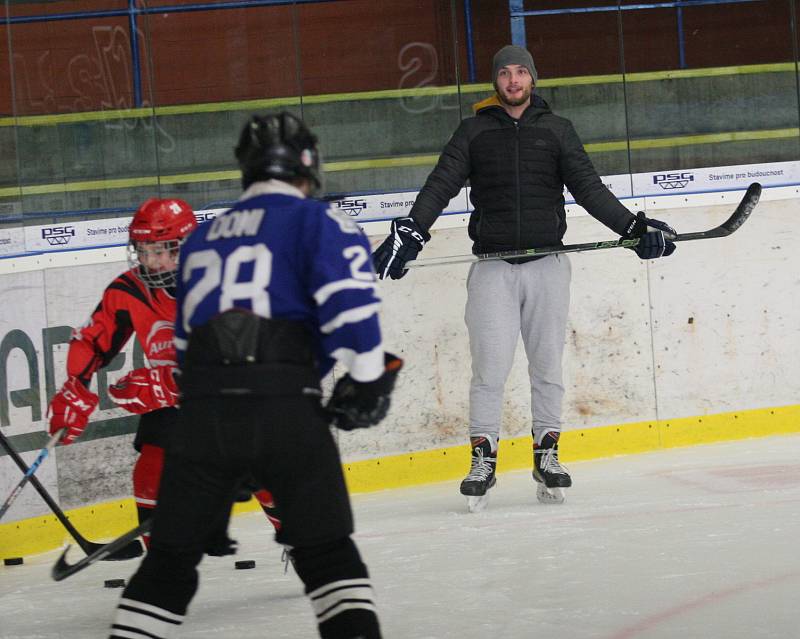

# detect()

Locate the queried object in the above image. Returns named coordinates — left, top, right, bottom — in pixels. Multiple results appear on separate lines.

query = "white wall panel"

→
left=649, top=198, right=800, bottom=418
left=1, top=193, right=797, bottom=519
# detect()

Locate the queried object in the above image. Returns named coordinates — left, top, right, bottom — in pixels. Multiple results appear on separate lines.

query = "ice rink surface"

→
left=2, top=434, right=800, bottom=639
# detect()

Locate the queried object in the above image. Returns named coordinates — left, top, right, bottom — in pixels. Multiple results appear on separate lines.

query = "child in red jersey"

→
left=47, top=198, right=280, bottom=549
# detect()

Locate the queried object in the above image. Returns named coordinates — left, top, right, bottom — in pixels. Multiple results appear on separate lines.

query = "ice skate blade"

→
left=536, top=483, right=565, bottom=505
left=466, top=494, right=490, bottom=513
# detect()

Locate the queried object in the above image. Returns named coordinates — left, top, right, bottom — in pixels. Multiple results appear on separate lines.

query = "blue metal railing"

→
left=508, top=0, right=767, bottom=70
left=463, top=0, right=476, bottom=82
left=509, top=0, right=526, bottom=48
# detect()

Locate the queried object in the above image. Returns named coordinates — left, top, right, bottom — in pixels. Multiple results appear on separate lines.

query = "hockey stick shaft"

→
left=0, top=430, right=61, bottom=521
left=0, top=430, right=144, bottom=560
left=406, top=238, right=639, bottom=267
left=406, top=182, right=762, bottom=268
left=52, top=518, right=151, bottom=581
left=0, top=429, right=96, bottom=552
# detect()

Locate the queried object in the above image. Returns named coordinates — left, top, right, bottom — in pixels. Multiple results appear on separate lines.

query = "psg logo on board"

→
left=41, top=226, right=76, bottom=246
left=652, top=172, right=695, bottom=190
left=333, top=198, right=368, bottom=217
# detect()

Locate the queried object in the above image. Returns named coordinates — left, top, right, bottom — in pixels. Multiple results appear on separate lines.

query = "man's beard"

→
left=497, top=85, right=531, bottom=107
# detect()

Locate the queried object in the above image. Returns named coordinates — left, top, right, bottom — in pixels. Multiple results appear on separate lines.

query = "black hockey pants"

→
left=109, top=391, right=380, bottom=639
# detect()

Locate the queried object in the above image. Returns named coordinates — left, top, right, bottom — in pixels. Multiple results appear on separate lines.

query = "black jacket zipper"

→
left=514, top=119, right=521, bottom=250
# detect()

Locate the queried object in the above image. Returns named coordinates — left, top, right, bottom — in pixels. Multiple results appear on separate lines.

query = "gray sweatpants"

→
left=464, top=254, right=572, bottom=443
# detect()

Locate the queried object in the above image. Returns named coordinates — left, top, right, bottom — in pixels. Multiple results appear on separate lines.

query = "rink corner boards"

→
left=2, top=403, right=798, bottom=560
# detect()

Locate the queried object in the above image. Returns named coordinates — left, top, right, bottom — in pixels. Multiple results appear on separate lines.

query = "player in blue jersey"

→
left=109, top=112, right=402, bottom=639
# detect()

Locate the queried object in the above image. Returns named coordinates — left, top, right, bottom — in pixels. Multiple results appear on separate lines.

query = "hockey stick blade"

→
left=0, top=430, right=143, bottom=561
left=52, top=519, right=151, bottom=581
left=405, top=182, right=762, bottom=268
left=672, top=181, right=761, bottom=241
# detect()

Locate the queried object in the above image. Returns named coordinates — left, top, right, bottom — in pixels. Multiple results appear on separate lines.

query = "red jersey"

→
left=68, top=269, right=176, bottom=384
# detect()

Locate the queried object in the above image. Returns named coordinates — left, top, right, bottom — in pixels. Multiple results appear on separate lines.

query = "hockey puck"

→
left=104, top=578, right=126, bottom=588
left=235, top=560, right=256, bottom=570
left=3, top=557, right=23, bottom=566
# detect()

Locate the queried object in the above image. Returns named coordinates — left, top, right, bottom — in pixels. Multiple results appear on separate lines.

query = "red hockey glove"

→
left=47, top=377, right=99, bottom=445
left=109, top=366, right=179, bottom=414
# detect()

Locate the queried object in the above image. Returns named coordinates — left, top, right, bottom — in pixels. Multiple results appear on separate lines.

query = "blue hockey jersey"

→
left=174, top=181, right=384, bottom=382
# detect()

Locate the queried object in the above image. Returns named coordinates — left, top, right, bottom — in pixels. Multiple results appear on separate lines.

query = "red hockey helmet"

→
left=127, top=198, right=198, bottom=289
left=129, top=198, right=197, bottom=243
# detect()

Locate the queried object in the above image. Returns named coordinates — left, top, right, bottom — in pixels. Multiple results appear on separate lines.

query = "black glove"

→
left=326, top=353, right=404, bottom=430
left=624, top=212, right=677, bottom=260
left=372, top=217, right=430, bottom=280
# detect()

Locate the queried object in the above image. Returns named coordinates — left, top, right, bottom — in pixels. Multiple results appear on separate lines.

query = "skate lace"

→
left=537, top=448, right=569, bottom=475
left=465, top=449, right=495, bottom=481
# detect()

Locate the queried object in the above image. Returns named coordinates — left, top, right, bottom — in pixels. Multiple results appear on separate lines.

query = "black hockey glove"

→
left=326, top=353, right=404, bottom=430
left=624, top=212, right=677, bottom=260
left=372, top=217, right=430, bottom=280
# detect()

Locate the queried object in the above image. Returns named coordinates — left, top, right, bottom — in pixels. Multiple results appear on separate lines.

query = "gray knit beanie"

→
left=492, top=45, right=537, bottom=85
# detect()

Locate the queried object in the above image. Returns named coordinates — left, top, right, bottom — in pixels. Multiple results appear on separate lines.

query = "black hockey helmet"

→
left=235, top=112, right=322, bottom=194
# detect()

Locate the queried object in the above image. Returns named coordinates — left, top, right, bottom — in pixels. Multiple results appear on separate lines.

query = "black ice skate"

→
left=460, top=435, right=497, bottom=513
left=532, top=431, right=571, bottom=504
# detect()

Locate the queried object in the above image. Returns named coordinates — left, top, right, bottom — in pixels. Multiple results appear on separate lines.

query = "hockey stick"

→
left=0, top=430, right=143, bottom=561
left=52, top=519, right=151, bottom=581
left=0, top=431, right=61, bottom=521
left=406, top=182, right=762, bottom=268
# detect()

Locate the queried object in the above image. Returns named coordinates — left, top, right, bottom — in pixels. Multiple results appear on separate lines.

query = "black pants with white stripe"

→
left=293, top=538, right=380, bottom=638
left=109, top=391, right=381, bottom=639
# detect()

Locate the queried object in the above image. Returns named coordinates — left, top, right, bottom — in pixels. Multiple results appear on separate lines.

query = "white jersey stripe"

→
left=314, top=278, right=378, bottom=306
left=320, top=303, right=381, bottom=334
left=147, top=359, right=175, bottom=367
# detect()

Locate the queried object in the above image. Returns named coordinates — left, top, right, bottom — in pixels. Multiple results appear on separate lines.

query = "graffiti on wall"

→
left=398, top=42, right=461, bottom=115
left=11, top=25, right=175, bottom=153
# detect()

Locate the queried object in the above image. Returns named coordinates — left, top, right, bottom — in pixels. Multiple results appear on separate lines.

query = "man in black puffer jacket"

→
left=373, top=45, right=676, bottom=510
